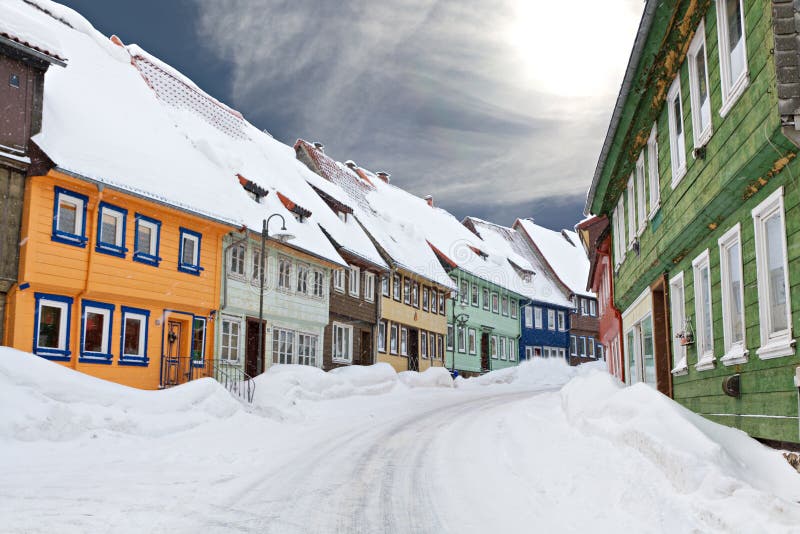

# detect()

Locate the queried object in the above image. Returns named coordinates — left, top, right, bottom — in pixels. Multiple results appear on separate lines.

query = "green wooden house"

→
left=585, top=0, right=800, bottom=446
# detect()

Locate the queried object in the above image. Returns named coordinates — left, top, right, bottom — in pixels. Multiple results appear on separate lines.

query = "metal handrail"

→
left=160, top=356, right=255, bottom=404
left=212, top=360, right=256, bottom=403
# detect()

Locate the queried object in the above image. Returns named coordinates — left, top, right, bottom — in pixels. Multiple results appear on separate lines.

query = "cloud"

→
left=195, top=0, right=642, bottom=227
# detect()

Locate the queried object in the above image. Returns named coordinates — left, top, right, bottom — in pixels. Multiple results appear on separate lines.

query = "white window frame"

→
left=509, top=339, right=516, bottom=361
left=647, top=124, right=660, bottom=218
left=401, top=327, right=409, bottom=356
left=278, top=256, right=293, bottom=291
left=491, top=335, right=498, bottom=359
left=468, top=328, right=476, bottom=355
left=81, top=303, right=112, bottom=359
left=669, top=272, right=688, bottom=375
left=447, top=324, right=454, bottom=350
left=35, top=297, right=70, bottom=356
left=687, top=20, right=713, bottom=147
left=54, top=189, right=86, bottom=244
left=635, top=153, right=647, bottom=234
left=332, top=322, right=353, bottom=363
left=615, top=198, right=626, bottom=266
left=482, top=288, right=490, bottom=310
left=667, top=75, right=687, bottom=187
left=393, top=273, right=401, bottom=300
left=333, top=269, right=345, bottom=293
left=313, top=270, right=325, bottom=298
left=378, top=321, right=387, bottom=352
left=97, top=204, right=125, bottom=251
left=491, top=292, right=499, bottom=314
left=547, top=309, right=555, bottom=331
left=348, top=265, right=360, bottom=297
left=626, top=175, right=636, bottom=247
left=121, top=309, right=148, bottom=361
left=570, top=335, right=577, bottom=357
left=421, top=331, right=428, bottom=359
left=179, top=231, right=201, bottom=272
left=524, top=305, right=533, bottom=328
left=534, top=306, right=542, bottom=329
left=692, top=249, right=715, bottom=370
left=296, top=262, right=310, bottom=295
left=272, top=327, right=295, bottom=365
left=364, top=272, right=375, bottom=302
left=500, top=337, right=507, bottom=361
left=718, top=224, right=748, bottom=365
left=228, top=243, right=246, bottom=278
left=390, top=323, right=398, bottom=354
left=457, top=325, right=466, bottom=353
left=557, top=311, right=566, bottom=332
left=297, top=333, right=318, bottom=367
left=220, top=315, right=242, bottom=362
left=716, top=0, right=748, bottom=117
left=752, top=187, right=794, bottom=359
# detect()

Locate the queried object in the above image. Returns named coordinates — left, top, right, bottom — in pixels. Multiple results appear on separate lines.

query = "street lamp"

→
left=256, top=214, right=295, bottom=375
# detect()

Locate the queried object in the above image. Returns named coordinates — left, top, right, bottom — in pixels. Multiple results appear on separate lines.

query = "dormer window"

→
left=338, top=211, right=347, bottom=223
left=9, top=74, right=20, bottom=88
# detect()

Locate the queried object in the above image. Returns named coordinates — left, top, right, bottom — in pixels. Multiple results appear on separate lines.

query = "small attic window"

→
left=9, top=74, right=20, bottom=88
left=337, top=211, right=347, bottom=223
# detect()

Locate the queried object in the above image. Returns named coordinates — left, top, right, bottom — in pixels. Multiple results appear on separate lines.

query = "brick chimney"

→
left=313, top=141, right=324, bottom=152
left=424, top=195, right=433, bottom=207
left=376, top=171, right=391, bottom=183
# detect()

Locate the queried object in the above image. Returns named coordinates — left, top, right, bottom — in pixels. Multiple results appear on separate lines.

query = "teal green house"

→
left=586, top=0, right=800, bottom=446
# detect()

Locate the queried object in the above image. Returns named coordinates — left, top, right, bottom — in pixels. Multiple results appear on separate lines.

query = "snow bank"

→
left=457, top=357, right=580, bottom=389
left=561, top=367, right=800, bottom=518
left=398, top=367, right=454, bottom=388
left=0, top=348, right=241, bottom=441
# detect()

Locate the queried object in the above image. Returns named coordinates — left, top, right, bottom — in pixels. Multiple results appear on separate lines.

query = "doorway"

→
left=360, top=330, right=372, bottom=365
left=651, top=277, right=673, bottom=397
left=164, top=320, right=183, bottom=386
left=246, top=317, right=266, bottom=377
left=480, top=333, right=490, bottom=371
left=408, top=328, right=419, bottom=371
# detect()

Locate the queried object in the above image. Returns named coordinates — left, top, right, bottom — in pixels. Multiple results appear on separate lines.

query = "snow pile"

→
left=457, top=357, right=580, bottom=389
left=398, top=366, right=454, bottom=388
left=0, top=348, right=241, bottom=441
left=561, top=368, right=800, bottom=527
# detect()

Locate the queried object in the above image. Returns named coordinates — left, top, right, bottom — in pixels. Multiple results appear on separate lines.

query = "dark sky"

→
left=58, top=0, right=641, bottom=232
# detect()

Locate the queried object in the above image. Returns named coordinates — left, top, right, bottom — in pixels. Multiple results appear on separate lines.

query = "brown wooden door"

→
left=165, top=320, right=182, bottom=385
left=360, top=331, right=371, bottom=365
left=408, top=329, right=419, bottom=371
left=480, top=333, right=490, bottom=371
left=246, top=318, right=265, bottom=377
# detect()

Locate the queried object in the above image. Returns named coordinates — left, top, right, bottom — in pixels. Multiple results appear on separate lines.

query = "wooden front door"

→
left=245, top=318, right=265, bottom=377
left=480, top=333, right=490, bottom=371
left=164, top=320, right=182, bottom=385
left=360, top=330, right=371, bottom=365
left=408, top=329, right=419, bottom=371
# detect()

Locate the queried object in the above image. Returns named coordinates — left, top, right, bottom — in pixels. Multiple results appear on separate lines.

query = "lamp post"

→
left=256, top=214, right=294, bottom=375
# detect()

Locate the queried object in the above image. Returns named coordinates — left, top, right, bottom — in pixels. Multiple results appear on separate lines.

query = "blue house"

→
left=519, top=301, right=572, bottom=360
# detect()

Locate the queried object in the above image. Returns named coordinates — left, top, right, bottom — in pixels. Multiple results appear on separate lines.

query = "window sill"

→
left=332, top=358, right=352, bottom=365
left=35, top=350, right=71, bottom=362
left=670, top=165, right=687, bottom=189
left=719, top=74, right=749, bottom=119
left=756, top=338, right=796, bottom=360
left=133, top=253, right=161, bottom=267
left=96, top=243, right=127, bottom=258
left=648, top=206, right=661, bottom=221
left=118, top=357, right=150, bottom=367
left=79, top=354, right=113, bottom=365
left=52, top=232, right=88, bottom=248
left=720, top=346, right=749, bottom=366
left=694, top=355, right=716, bottom=372
left=178, top=264, right=203, bottom=276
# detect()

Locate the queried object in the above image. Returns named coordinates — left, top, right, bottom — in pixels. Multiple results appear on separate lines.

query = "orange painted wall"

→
left=3, top=171, right=230, bottom=389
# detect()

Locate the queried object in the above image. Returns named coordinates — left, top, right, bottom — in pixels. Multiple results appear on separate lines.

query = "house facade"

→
left=0, top=24, right=65, bottom=343
left=586, top=0, right=800, bottom=444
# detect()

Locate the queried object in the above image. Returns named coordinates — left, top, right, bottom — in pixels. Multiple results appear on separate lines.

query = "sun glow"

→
left=507, top=1, right=641, bottom=98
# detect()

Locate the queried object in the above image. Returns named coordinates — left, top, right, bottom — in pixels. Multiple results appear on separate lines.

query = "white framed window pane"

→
left=38, top=302, right=67, bottom=350
left=765, top=213, right=789, bottom=333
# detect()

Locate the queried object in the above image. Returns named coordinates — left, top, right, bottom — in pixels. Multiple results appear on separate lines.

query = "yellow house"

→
left=378, top=267, right=449, bottom=373
left=3, top=169, right=231, bottom=389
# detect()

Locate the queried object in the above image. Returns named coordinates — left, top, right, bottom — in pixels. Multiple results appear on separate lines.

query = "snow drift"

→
left=456, top=356, right=584, bottom=388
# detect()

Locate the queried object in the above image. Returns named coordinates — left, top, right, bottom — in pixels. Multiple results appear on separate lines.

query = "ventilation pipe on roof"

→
left=424, top=195, right=433, bottom=207
left=376, top=171, right=391, bottom=183
left=313, top=142, right=324, bottom=152
left=110, top=35, right=124, bottom=47
left=345, top=160, right=357, bottom=169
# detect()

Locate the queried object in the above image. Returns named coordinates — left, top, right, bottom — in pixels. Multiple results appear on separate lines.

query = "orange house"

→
left=3, top=169, right=232, bottom=389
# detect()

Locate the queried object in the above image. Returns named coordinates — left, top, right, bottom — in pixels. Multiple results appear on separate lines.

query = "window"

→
left=422, top=287, right=429, bottom=311
left=468, top=328, right=476, bottom=355
left=279, top=257, right=293, bottom=290
left=364, top=272, right=375, bottom=302
left=390, top=323, right=398, bottom=354
left=313, top=270, right=325, bottom=298
left=120, top=307, right=149, bottom=365
left=421, top=332, right=428, bottom=359
left=557, top=311, right=566, bottom=331
left=580, top=337, right=587, bottom=357
left=718, top=224, right=747, bottom=364
left=547, top=309, right=555, bottom=331
left=332, top=323, right=353, bottom=362
left=626, top=315, right=656, bottom=385
left=570, top=335, right=577, bottom=357
left=447, top=324, right=454, bottom=350
left=752, top=187, right=794, bottom=359
left=490, top=335, right=498, bottom=359
left=401, top=327, right=408, bottom=356
left=96, top=202, right=127, bottom=257
left=589, top=300, right=597, bottom=317
left=431, top=289, right=437, bottom=311
left=52, top=187, right=88, bottom=247
left=393, top=273, right=401, bottom=301
left=667, top=76, right=687, bottom=186
left=382, top=276, right=390, bottom=297
left=511, top=300, right=518, bottom=319
left=635, top=154, right=646, bottom=234
left=9, top=73, right=19, bottom=88
left=229, top=244, right=245, bottom=277
left=80, top=300, right=114, bottom=363
left=500, top=337, right=507, bottom=360
left=297, top=263, right=310, bottom=294
left=492, top=292, right=499, bottom=313
left=501, top=296, right=509, bottom=316
left=348, top=266, right=360, bottom=297
left=669, top=272, right=688, bottom=374
left=273, top=328, right=295, bottom=364
left=333, top=269, right=345, bottom=292
left=457, top=325, right=466, bottom=353
left=378, top=321, right=387, bottom=352
left=34, top=293, right=73, bottom=360
left=412, top=282, right=419, bottom=308
left=716, top=0, right=748, bottom=116
left=483, top=288, right=490, bottom=310
left=534, top=307, right=542, bottom=329
left=647, top=125, right=660, bottom=217
left=588, top=338, right=596, bottom=358
left=509, top=339, right=517, bottom=361
left=220, top=316, right=241, bottom=362
left=688, top=21, right=712, bottom=146
left=191, top=317, right=206, bottom=364
left=404, top=278, right=411, bottom=304
left=297, top=333, right=318, bottom=366
left=133, top=214, right=161, bottom=266
left=524, top=305, right=533, bottom=328
left=626, top=175, right=636, bottom=246
left=471, top=284, right=479, bottom=307
left=692, top=250, right=715, bottom=369
left=178, top=228, right=202, bottom=275
left=614, top=198, right=626, bottom=266
left=460, top=280, right=469, bottom=304
left=525, top=346, right=534, bottom=360
left=250, top=250, right=264, bottom=284
left=437, top=335, right=443, bottom=361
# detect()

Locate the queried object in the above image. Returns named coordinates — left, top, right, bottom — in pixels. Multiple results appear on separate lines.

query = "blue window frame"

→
left=51, top=187, right=88, bottom=247
left=79, top=300, right=115, bottom=364
left=178, top=227, right=203, bottom=275
left=95, top=201, right=128, bottom=257
left=133, top=214, right=162, bottom=267
left=33, top=293, right=74, bottom=361
left=119, top=306, right=150, bottom=366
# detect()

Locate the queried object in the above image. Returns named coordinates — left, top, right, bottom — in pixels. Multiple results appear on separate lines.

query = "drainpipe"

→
left=72, top=184, right=103, bottom=369
left=221, top=226, right=249, bottom=310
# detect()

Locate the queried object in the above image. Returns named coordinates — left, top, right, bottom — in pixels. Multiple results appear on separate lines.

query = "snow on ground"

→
left=1, top=347, right=799, bottom=533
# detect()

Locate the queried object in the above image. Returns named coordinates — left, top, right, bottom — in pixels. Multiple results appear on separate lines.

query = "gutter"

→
left=584, top=0, right=660, bottom=216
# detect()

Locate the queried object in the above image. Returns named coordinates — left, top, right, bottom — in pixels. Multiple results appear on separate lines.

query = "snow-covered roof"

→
left=514, top=219, right=595, bottom=298
left=464, top=217, right=573, bottom=308
left=0, top=0, right=66, bottom=62
left=19, top=0, right=348, bottom=268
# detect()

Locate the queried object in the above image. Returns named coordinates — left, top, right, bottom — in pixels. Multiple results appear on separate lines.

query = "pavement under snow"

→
left=1, top=347, right=799, bottom=533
